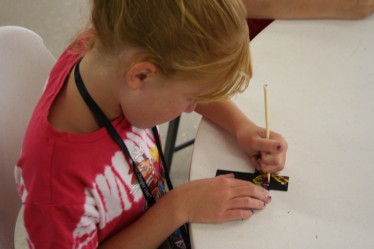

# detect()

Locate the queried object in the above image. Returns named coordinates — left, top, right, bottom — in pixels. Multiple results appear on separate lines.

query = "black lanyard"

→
left=74, top=57, right=190, bottom=249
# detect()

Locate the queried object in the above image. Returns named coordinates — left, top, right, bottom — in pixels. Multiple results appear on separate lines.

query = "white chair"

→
left=0, top=26, right=56, bottom=249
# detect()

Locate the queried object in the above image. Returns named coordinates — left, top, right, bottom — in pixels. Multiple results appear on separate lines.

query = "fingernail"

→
left=267, top=194, right=272, bottom=203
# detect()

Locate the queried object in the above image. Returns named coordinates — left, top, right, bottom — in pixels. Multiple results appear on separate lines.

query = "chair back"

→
left=0, top=26, right=56, bottom=249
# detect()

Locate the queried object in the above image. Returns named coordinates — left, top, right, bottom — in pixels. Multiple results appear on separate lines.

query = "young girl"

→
left=15, top=1, right=287, bottom=248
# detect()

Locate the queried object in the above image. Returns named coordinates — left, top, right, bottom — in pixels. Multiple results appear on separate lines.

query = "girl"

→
left=16, top=1, right=287, bottom=248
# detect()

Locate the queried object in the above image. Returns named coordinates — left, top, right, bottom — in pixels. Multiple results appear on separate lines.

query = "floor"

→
left=0, top=0, right=201, bottom=187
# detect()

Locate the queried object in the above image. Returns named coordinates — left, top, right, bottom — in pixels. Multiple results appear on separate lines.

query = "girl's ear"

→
left=125, top=62, right=157, bottom=90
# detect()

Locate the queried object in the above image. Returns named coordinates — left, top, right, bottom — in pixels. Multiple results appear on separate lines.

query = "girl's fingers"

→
left=216, top=173, right=235, bottom=179
left=214, top=176, right=271, bottom=204
left=250, top=139, right=287, bottom=172
left=252, top=136, right=286, bottom=154
left=261, top=152, right=283, bottom=166
left=230, top=184, right=270, bottom=203
left=228, top=197, right=266, bottom=210
left=189, top=176, right=272, bottom=223
left=220, top=209, right=254, bottom=222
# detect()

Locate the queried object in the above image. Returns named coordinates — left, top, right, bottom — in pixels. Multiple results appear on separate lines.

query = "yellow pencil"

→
left=263, top=84, right=271, bottom=183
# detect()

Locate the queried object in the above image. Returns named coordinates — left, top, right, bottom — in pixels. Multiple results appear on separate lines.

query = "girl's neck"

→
left=79, top=51, right=123, bottom=120
left=48, top=50, right=123, bottom=134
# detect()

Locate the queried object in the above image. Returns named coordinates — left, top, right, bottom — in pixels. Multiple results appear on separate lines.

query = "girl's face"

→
left=118, top=73, right=211, bottom=128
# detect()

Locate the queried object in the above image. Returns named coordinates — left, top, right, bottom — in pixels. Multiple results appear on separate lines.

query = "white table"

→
left=189, top=15, right=374, bottom=249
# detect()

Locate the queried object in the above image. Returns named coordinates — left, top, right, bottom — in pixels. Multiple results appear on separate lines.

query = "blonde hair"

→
left=89, top=0, right=252, bottom=101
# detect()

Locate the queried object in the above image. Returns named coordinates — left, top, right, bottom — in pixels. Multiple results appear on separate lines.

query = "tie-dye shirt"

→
left=15, top=35, right=185, bottom=249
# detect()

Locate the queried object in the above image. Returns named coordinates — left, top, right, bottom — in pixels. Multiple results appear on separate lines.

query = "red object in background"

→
left=246, top=19, right=274, bottom=40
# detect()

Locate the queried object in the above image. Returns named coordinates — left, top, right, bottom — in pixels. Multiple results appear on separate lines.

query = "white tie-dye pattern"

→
left=97, top=151, right=144, bottom=228
left=73, top=190, right=99, bottom=237
left=126, top=128, right=156, bottom=164
left=111, top=151, right=143, bottom=203
left=73, top=151, right=144, bottom=247
left=73, top=190, right=99, bottom=248
left=26, top=237, right=36, bottom=249
left=15, top=166, right=28, bottom=202
left=73, top=128, right=157, bottom=245
left=14, top=168, right=36, bottom=248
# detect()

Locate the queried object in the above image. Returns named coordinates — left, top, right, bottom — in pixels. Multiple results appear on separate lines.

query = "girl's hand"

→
left=236, top=124, right=288, bottom=174
left=174, top=174, right=271, bottom=224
